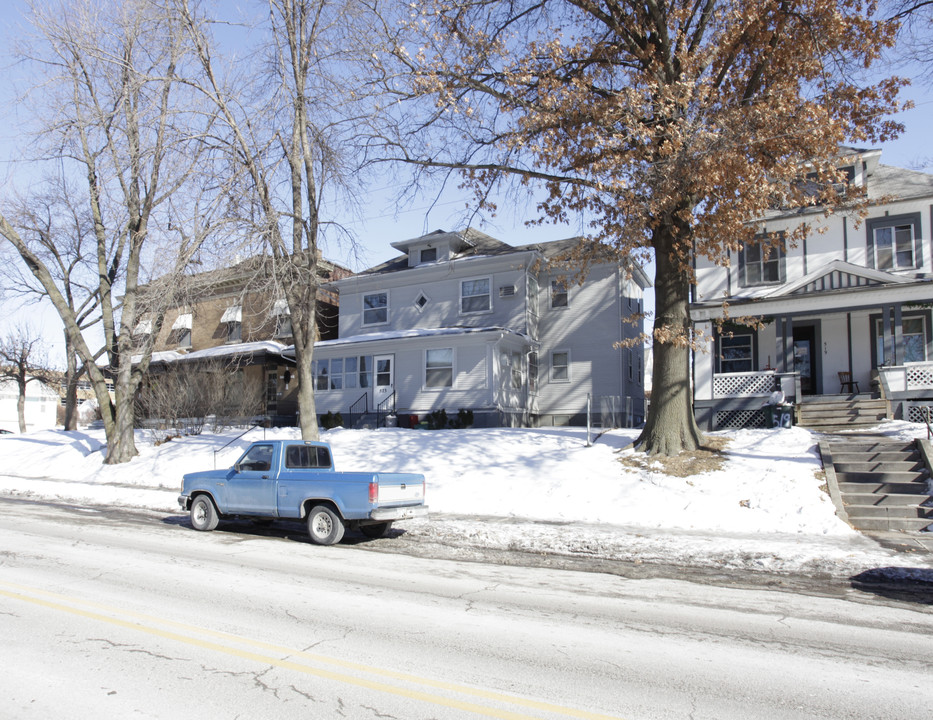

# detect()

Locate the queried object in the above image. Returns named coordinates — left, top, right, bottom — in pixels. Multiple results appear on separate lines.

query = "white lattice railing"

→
left=878, top=362, right=933, bottom=393
left=713, top=371, right=776, bottom=398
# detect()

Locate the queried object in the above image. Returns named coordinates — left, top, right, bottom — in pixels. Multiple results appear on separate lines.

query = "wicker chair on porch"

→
left=838, top=371, right=860, bottom=394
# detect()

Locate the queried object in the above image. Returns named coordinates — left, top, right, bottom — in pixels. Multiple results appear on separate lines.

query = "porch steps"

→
left=796, top=395, right=887, bottom=432
left=820, top=439, right=933, bottom=534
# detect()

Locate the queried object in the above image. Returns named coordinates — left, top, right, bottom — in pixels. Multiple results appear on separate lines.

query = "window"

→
left=238, top=444, right=273, bottom=472
left=425, top=348, right=453, bottom=388
left=344, top=357, right=359, bottom=389
left=313, top=359, right=330, bottom=390
left=285, top=444, right=332, bottom=469
left=740, top=241, right=784, bottom=286
left=363, top=292, right=388, bottom=325
left=414, top=291, right=429, bottom=311
left=550, top=351, right=570, bottom=382
left=511, top=352, right=523, bottom=389
left=275, top=314, right=293, bottom=338
left=550, top=279, right=568, bottom=308
left=461, top=278, right=491, bottom=314
left=528, top=352, right=538, bottom=393
left=359, top=356, right=372, bottom=388
left=420, top=247, right=437, bottom=264
left=266, top=372, right=278, bottom=407
left=867, top=213, right=921, bottom=271
left=226, top=321, right=242, bottom=343
left=718, top=333, right=754, bottom=373
left=875, top=316, right=927, bottom=365
left=171, top=312, right=192, bottom=348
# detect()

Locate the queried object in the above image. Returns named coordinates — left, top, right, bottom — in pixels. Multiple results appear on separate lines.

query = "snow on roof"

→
left=139, top=341, right=288, bottom=366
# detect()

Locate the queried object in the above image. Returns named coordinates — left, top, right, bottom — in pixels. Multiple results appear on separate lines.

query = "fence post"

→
left=586, top=393, right=592, bottom=447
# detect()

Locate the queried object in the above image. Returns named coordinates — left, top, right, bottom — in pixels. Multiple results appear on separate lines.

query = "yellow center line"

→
left=0, top=580, right=624, bottom=720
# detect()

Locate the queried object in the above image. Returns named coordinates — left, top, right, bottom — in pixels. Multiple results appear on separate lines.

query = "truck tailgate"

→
left=376, top=473, right=425, bottom=506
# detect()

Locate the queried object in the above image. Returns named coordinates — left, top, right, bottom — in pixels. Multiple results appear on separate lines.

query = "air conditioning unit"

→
left=499, top=285, right=516, bottom=297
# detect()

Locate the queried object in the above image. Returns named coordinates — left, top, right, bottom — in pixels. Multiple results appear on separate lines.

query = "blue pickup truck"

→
left=178, top=439, right=428, bottom=545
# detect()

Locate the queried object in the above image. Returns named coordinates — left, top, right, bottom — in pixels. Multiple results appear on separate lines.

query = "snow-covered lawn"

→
left=1, top=421, right=930, bottom=577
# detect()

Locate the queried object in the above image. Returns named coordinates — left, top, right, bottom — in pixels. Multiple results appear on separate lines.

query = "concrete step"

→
left=843, top=492, right=933, bottom=506
left=841, top=516, right=933, bottom=532
left=834, top=460, right=927, bottom=473
left=839, top=481, right=930, bottom=495
left=831, top=450, right=919, bottom=462
left=835, top=470, right=929, bottom=484
left=843, top=503, right=933, bottom=519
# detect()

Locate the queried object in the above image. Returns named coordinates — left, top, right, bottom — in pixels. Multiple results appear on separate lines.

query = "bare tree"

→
left=0, top=175, right=101, bottom=430
left=0, top=325, right=54, bottom=434
left=175, top=0, right=366, bottom=441
left=0, top=0, right=223, bottom=462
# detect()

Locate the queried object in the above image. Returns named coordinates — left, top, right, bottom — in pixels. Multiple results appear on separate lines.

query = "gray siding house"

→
left=307, top=229, right=650, bottom=428
left=690, top=146, right=933, bottom=429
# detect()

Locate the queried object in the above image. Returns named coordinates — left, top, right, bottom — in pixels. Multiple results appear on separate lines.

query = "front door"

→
left=793, top=326, right=817, bottom=395
left=373, top=354, right=394, bottom=408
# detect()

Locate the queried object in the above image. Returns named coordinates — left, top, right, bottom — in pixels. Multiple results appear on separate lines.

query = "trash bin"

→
left=768, top=403, right=794, bottom=429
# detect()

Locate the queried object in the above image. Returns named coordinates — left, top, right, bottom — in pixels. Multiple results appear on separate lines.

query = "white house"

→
left=0, top=377, right=60, bottom=433
left=305, top=229, right=650, bottom=428
left=690, top=146, right=933, bottom=429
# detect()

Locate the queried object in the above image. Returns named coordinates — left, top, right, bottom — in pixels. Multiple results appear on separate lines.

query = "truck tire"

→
left=307, top=505, right=345, bottom=545
left=360, top=522, right=392, bottom=539
left=190, top=495, right=220, bottom=532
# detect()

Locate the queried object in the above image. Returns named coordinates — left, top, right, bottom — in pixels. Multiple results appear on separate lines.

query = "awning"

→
left=172, top=313, right=193, bottom=330
left=221, top=305, right=242, bottom=323
left=134, top=319, right=152, bottom=335
left=272, top=299, right=290, bottom=316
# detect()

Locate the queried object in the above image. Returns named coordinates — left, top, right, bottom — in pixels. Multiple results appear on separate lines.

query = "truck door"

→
left=227, top=443, right=278, bottom=515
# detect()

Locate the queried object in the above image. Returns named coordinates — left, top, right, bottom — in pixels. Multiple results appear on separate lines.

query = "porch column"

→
left=894, top=303, right=904, bottom=365
left=694, top=320, right=714, bottom=401
left=782, top=315, right=794, bottom=374
left=882, top=304, right=894, bottom=366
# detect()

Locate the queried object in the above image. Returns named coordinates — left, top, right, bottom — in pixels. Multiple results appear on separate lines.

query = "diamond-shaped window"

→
left=414, top=292, right=429, bottom=310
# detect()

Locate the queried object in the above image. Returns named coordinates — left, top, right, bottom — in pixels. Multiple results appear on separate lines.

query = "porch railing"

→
left=877, top=362, right=933, bottom=393
left=376, top=391, right=396, bottom=428
left=712, top=371, right=799, bottom=400
left=348, top=392, right=368, bottom=429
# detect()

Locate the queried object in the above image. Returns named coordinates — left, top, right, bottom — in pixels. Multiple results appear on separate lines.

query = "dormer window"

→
left=420, top=247, right=437, bottom=264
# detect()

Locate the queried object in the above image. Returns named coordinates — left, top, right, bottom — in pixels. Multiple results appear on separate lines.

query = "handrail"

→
left=376, top=391, right=396, bottom=428
left=213, top=422, right=263, bottom=469
left=924, top=406, right=932, bottom=441
left=349, top=392, right=368, bottom=429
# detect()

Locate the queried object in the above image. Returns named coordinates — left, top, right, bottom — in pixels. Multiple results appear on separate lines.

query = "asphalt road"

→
left=1, top=498, right=932, bottom=720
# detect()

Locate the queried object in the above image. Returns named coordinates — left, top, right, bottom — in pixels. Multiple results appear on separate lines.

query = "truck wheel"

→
left=307, top=505, right=345, bottom=545
left=360, top=522, right=392, bottom=539
left=190, top=495, right=219, bottom=532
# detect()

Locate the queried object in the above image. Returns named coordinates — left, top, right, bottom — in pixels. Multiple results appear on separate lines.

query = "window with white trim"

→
left=363, top=292, right=388, bottom=325
left=739, top=240, right=784, bottom=286
left=550, top=350, right=570, bottom=382
left=550, top=279, right=568, bottom=308
left=460, top=278, right=491, bottom=314
left=420, top=247, right=437, bottom=264
left=528, top=352, right=538, bottom=393
left=718, top=333, right=754, bottom=373
left=425, top=348, right=453, bottom=388
left=867, top=213, right=922, bottom=271
left=875, top=316, right=927, bottom=365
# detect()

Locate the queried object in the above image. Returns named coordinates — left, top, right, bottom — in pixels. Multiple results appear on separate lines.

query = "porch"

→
left=695, top=361, right=933, bottom=431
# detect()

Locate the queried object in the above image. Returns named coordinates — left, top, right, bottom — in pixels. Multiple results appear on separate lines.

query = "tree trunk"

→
left=16, top=378, right=27, bottom=433
left=105, top=379, right=139, bottom=464
left=636, top=226, right=704, bottom=456
left=63, top=334, right=79, bottom=431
